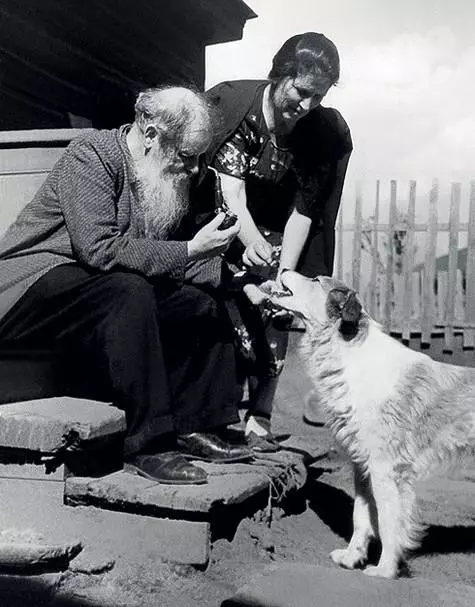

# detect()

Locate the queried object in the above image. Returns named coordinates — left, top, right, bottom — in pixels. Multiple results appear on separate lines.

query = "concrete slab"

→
left=0, top=397, right=125, bottom=452
left=0, top=463, right=65, bottom=481
left=0, top=477, right=210, bottom=566
left=65, top=450, right=307, bottom=516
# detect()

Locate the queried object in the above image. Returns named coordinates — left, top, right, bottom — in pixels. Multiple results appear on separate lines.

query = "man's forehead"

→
left=179, top=129, right=211, bottom=154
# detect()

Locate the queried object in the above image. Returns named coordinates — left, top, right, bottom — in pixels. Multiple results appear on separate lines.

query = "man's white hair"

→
left=134, top=86, right=211, bottom=147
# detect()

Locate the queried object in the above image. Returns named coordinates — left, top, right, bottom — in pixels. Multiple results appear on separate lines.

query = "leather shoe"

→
left=124, top=452, right=207, bottom=485
left=177, top=432, right=252, bottom=463
left=246, top=431, right=281, bottom=453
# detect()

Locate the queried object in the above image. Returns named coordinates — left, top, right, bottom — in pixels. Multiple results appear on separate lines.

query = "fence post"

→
left=369, top=180, right=380, bottom=319
left=465, top=180, right=475, bottom=348
left=421, top=179, right=439, bottom=346
left=444, top=182, right=461, bottom=352
left=351, top=182, right=363, bottom=292
left=383, top=180, right=397, bottom=332
left=402, top=181, right=416, bottom=340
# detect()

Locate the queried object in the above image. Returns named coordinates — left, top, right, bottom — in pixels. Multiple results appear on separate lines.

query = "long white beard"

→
left=133, top=151, right=189, bottom=240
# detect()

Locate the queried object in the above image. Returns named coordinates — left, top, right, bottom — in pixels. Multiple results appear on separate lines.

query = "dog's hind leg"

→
left=330, top=464, right=376, bottom=570
left=363, top=463, right=406, bottom=579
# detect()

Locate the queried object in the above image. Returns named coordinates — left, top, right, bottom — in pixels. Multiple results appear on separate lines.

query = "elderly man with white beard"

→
left=0, top=86, right=252, bottom=485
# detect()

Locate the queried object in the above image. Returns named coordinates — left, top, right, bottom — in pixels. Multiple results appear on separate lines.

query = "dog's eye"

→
left=311, top=277, right=320, bottom=283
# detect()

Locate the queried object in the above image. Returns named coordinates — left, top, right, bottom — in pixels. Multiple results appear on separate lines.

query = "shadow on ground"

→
left=305, top=468, right=475, bottom=562
left=0, top=575, right=108, bottom=607
left=305, top=471, right=353, bottom=542
left=418, top=524, right=475, bottom=556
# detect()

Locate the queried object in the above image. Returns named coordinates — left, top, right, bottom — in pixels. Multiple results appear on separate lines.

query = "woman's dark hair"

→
left=268, top=32, right=340, bottom=86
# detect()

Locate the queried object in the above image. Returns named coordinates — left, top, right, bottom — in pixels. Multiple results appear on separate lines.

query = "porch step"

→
left=0, top=398, right=312, bottom=567
left=0, top=477, right=210, bottom=567
left=0, top=397, right=125, bottom=453
left=65, top=449, right=308, bottom=518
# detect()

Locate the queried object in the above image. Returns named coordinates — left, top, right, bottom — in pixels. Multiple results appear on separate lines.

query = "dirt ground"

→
left=2, top=333, right=475, bottom=606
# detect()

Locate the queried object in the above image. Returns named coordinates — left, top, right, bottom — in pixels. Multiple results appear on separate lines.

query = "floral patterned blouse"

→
left=213, top=85, right=314, bottom=234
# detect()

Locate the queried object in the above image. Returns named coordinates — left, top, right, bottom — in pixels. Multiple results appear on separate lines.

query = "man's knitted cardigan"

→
left=0, top=128, right=191, bottom=323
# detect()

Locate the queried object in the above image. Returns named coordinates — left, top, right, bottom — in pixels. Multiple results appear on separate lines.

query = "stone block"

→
left=0, top=477, right=210, bottom=566
left=0, top=397, right=125, bottom=452
left=65, top=450, right=307, bottom=516
left=0, top=463, right=65, bottom=481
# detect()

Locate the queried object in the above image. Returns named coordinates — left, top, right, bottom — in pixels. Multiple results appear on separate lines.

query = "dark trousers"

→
left=0, top=264, right=241, bottom=456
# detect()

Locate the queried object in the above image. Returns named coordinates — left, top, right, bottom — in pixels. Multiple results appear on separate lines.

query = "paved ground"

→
left=0, top=332, right=474, bottom=606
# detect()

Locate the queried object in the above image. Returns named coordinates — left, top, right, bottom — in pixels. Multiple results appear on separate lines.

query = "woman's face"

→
left=271, top=74, right=332, bottom=128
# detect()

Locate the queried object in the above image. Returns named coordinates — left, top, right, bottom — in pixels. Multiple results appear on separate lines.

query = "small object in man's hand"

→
left=216, top=206, right=238, bottom=230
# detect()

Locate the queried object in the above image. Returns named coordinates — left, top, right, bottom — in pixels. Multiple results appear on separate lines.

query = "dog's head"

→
left=260, top=271, right=365, bottom=340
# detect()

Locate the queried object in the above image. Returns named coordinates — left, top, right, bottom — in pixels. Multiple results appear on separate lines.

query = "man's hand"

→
left=242, top=239, right=273, bottom=268
left=187, top=212, right=240, bottom=260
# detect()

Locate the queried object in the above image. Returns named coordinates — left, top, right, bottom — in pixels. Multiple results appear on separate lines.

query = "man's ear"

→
left=143, top=124, right=159, bottom=150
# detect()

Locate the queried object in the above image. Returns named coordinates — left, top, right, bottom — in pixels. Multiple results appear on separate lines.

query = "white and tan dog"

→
left=258, top=271, right=475, bottom=579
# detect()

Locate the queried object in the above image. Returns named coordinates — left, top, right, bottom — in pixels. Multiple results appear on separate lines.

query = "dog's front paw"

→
left=363, top=564, right=398, bottom=579
left=330, top=548, right=366, bottom=570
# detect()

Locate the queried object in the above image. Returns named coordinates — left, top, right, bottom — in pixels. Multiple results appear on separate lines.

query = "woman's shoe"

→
left=245, top=431, right=281, bottom=453
left=177, top=432, right=252, bottom=463
left=124, top=452, right=207, bottom=485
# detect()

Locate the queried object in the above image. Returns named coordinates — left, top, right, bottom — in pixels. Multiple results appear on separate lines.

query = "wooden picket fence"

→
left=335, top=179, right=475, bottom=351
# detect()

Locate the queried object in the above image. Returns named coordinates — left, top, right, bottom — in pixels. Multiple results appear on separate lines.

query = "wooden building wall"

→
left=0, top=0, right=255, bottom=130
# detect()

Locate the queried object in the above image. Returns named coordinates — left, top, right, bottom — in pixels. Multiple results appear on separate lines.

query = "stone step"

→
left=0, top=396, right=125, bottom=453
left=0, top=477, right=210, bottom=566
left=65, top=449, right=308, bottom=518
left=0, top=462, right=65, bottom=481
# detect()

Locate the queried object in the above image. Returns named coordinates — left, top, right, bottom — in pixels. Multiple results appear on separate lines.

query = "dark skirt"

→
left=224, top=230, right=290, bottom=383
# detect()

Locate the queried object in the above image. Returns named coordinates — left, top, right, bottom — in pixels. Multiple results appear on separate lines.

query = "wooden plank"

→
left=351, top=183, right=363, bottom=292
left=421, top=180, right=439, bottom=345
left=369, top=180, right=380, bottom=318
left=0, top=128, right=92, bottom=145
left=434, top=322, right=475, bottom=329
left=342, top=222, right=470, bottom=232
left=0, top=175, right=48, bottom=237
left=393, top=273, right=404, bottom=327
left=336, top=203, right=344, bottom=281
left=464, top=180, right=475, bottom=348
left=437, top=271, right=448, bottom=324
left=455, top=269, right=465, bottom=322
left=444, top=182, right=461, bottom=352
left=412, top=271, right=421, bottom=327
left=0, top=147, right=65, bottom=174
left=383, top=180, right=397, bottom=332
left=402, top=181, right=416, bottom=340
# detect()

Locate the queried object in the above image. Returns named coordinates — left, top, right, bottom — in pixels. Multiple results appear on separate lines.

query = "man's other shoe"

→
left=177, top=432, right=252, bottom=463
left=124, top=452, right=207, bottom=485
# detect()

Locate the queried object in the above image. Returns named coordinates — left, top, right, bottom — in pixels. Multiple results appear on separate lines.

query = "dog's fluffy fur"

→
left=261, top=272, right=475, bottom=578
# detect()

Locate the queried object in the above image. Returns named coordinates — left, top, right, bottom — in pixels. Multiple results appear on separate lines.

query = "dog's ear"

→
left=327, top=288, right=362, bottom=339
left=341, top=291, right=362, bottom=324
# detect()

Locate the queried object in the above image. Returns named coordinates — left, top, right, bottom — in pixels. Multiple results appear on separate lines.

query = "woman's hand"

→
left=187, top=213, right=240, bottom=260
left=242, top=239, right=273, bottom=268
